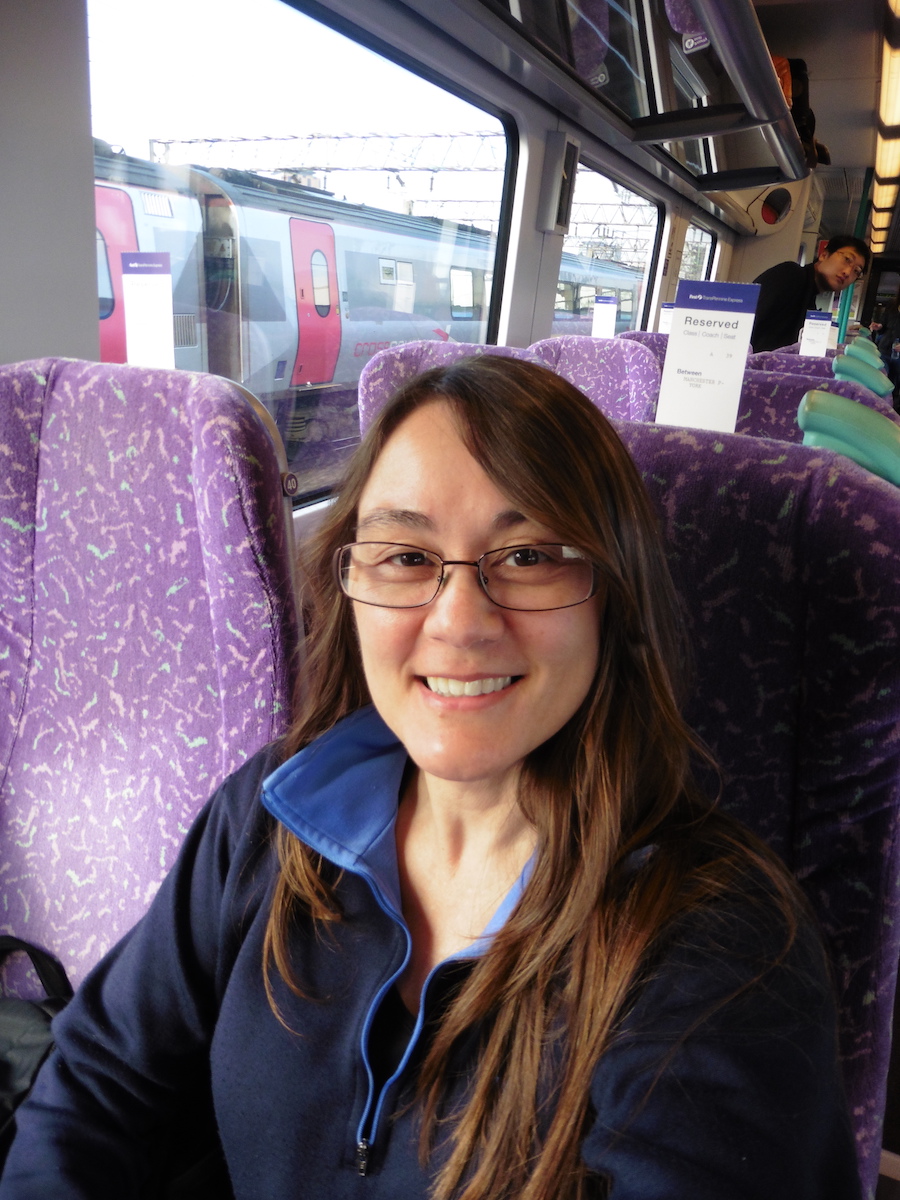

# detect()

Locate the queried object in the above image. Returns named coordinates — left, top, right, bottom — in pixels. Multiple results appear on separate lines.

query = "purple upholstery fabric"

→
left=664, top=0, right=703, bottom=34
left=735, top=369, right=899, bottom=444
left=569, top=0, right=610, bottom=89
left=529, top=336, right=661, bottom=420
left=617, top=329, right=670, bottom=370
left=358, top=342, right=538, bottom=434
left=0, top=358, right=299, bottom=991
left=747, top=351, right=835, bottom=376
left=663, top=0, right=709, bottom=49
left=616, top=420, right=900, bottom=1199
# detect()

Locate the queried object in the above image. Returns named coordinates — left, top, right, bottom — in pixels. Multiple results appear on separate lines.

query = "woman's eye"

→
left=392, top=551, right=431, bottom=568
left=508, top=547, right=544, bottom=567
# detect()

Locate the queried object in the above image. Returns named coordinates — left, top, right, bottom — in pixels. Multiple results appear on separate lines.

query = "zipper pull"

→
left=356, top=1138, right=371, bottom=1176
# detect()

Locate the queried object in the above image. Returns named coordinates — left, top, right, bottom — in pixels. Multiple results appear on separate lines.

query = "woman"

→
left=1, top=356, right=858, bottom=1199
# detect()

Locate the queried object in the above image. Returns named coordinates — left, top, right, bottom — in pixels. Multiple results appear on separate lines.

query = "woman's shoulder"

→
left=204, top=739, right=286, bottom=839
left=620, top=850, right=833, bottom=1046
left=583, top=860, right=857, bottom=1198
left=165, top=740, right=287, bottom=899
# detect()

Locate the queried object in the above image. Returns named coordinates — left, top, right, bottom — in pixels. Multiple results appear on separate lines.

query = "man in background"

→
left=750, top=235, right=870, bottom=352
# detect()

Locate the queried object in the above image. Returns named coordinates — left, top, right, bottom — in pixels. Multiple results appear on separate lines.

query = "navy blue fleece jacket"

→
left=0, top=707, right=860, bottom=1199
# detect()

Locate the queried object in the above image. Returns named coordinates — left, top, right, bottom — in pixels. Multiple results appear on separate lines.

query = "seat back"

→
left=747, top=350, right=835, bottom=376
left=616, top=420, right=900, bottom=1198
left=663, top=0, right=708, bottom=49
left=735, top=369, right=899, bottom=443
left=765, top=341, right=841, bottom=357
left=358, top=342, right=537, bottom=434
left=617, top=329, right=670, bottom=370
left=569, top=0, right=610, bottom=88
left=529, top=336, right=661, bottom=420
left=0, top=359, right=299, bottom=989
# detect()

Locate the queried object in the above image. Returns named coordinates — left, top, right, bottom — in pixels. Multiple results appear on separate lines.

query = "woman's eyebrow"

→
left=493, top=509, right=531, bottom=531
left=356, top=508, right=434, bottom=534
left=355, top=507, right=533, bottom=535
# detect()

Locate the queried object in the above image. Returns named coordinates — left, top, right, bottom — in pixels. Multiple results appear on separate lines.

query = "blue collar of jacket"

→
left=261, top=705, right=531, bottom=945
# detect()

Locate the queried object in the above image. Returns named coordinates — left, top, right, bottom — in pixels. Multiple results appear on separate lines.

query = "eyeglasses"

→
left=335, top=542, right=599, bottom=611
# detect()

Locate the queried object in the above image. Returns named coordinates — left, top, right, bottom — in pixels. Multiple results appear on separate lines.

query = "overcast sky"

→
left=87, top=0, right=492, bottom=159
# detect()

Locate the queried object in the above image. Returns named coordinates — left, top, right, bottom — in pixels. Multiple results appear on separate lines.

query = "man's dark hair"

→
left=824, top=235, right=871, bottom=270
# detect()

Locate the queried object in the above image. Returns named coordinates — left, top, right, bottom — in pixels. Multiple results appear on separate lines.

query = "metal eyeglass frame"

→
left=333, top=541, right=600, bottom=612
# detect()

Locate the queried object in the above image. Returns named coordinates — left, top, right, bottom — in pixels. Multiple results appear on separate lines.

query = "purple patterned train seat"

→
left=529, top=336, right=661, bottom=420
left=747, top=350, right=836, bottom=376
left=616, top=420, right=900, bottom=1200
left=617, top=329, right=670, bottom=371
left=358, top=341, right=537, bottom=434
left=0, top=359, right=299, bottom=991
left=663, top=0, right=709, bottom=52
left=569, top=0, right=610, bottom=89
left=768, top=341, right=841, bottom=357
left=735, top=368, right=898, bottom=443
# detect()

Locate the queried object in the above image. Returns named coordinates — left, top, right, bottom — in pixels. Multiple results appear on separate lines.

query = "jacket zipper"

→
left=356, top=1138, right=371, bottom=1176
left=353, top=869, right=411, bottom=1179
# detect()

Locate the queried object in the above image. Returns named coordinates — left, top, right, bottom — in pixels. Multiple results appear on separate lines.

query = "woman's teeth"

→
left=426, top=676, right=512, bottom=697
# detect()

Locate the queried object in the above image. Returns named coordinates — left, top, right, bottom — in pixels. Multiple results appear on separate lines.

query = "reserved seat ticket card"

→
left=655, top=281, right=760, bottom=432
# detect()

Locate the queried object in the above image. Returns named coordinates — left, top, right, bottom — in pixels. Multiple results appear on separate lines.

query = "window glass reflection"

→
left=88, top=0, right=509, bottom=502
left=553, top=162, right=660, bottom=336
left=678, top=224, right=715, bottom=281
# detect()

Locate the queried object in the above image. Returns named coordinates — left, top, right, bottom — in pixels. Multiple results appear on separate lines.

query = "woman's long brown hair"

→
left=263, top=356, right=803, bottom=1200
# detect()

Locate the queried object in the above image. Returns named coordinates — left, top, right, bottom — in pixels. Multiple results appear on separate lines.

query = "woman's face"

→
left=351, top=400, right=601, bottom=797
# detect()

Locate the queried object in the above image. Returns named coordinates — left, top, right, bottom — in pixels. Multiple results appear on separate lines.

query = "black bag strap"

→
left=0, top=936, right=73, bottom=1003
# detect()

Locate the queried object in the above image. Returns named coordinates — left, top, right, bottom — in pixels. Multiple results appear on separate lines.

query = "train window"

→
left=566, top=0, right=649, bottom=119
left=493, top=0, right=569, bottom=59
left=87, top=0, right=510, bottom=504
left=96, top=230, right=114, bottom=320
left=155, top=229, right=205, bottom=314
left=678, top=224, right=716, bottom=282
left=555, top=281, right=576, bottom=318
left=242, top=238, right=286, bottom=323
left=396, top=262, right=415, bottom=315
left=486, top=0, right=650, bottom=119
left=311, top=251, right=331, bottom=318
left=553, top=161, right=660, bottom=336
left=660, top=41, right=713, bottom=177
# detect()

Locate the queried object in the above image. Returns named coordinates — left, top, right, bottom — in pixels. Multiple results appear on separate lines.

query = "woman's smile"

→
left=423, top=675, right=515, bottom=697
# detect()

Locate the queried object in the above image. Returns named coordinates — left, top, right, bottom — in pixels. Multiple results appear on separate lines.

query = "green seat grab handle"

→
left=797, top=389, right=900, bottom=486
left=832, top=353, right=894, bottom=398
left=844, top=340, right=884, bottom=368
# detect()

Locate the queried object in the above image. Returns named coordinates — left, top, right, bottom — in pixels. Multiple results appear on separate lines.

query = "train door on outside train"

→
left=95, top=184, right=139, bottom=363
left=289, top=218, right=341, bottom=385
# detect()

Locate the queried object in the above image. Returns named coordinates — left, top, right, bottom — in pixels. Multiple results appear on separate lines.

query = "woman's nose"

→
left=422, top=563, right=504, bottom=644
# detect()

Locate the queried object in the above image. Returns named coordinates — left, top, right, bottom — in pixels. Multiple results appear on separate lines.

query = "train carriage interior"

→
left=4, top=0, right=900, bottom=1194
